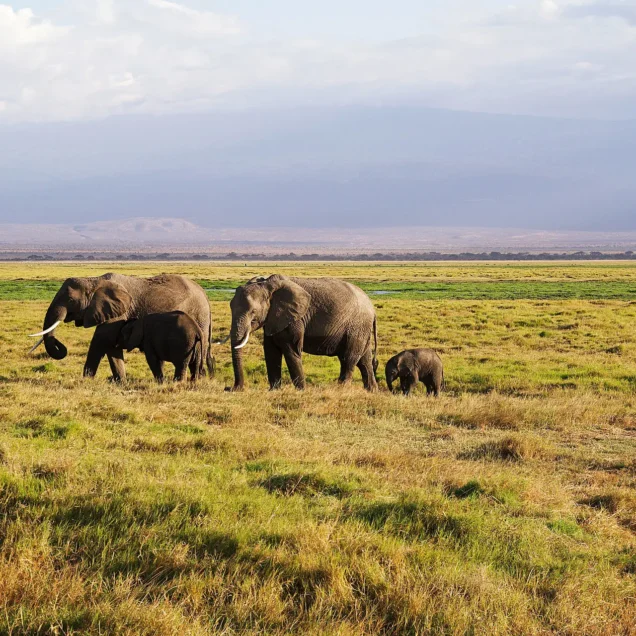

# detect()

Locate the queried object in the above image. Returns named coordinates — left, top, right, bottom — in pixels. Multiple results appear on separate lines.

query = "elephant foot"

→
left=225, top=385, right=244, bottom=392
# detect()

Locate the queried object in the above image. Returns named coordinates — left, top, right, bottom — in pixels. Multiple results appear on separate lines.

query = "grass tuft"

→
left=461, top=435, right=550, bottom=462
left=353, top=494, right=472, bottom=542
left=259, top=470, right=361, bottom=499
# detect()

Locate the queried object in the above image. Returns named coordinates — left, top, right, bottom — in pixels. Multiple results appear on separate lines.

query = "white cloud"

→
left=96, top=0, right=115, bottom=25
left=0, top=5, right=69, bottom=47
left=0, top=1, right=636, bottom=123
left=573, top=60, right=603, bottom=71
left=539, top=0, right=561, bottom=19
left=145, top=0, right=242, bottom=35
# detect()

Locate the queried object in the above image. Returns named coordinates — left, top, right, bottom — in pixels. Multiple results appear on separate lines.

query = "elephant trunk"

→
left=43, top=302, right=68, bottom=360
left=230, top=317, right=250, bottom=390
left=231, top=345, right=246, bottom=391
left=385, top=366, right=395, bottom=393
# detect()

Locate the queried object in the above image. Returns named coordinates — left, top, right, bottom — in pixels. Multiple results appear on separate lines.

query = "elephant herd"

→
left=28, top=272, right=444, bottom=396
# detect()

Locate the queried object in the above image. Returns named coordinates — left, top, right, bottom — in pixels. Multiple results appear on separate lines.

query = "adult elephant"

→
left=29, top=273, right=215, bottom=381
left=229, top=275, right=378, bottom=391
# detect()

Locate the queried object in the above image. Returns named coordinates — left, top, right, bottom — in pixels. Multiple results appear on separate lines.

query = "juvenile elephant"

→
left=117, top=311, right=205, bottom=383
left=385, top=349, right=444, bottom=396
left=229, top=275, right=378, bottom=391
left=28, top=273, right=214, bottom=381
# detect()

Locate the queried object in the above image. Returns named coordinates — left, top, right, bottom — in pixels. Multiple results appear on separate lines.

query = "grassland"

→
left=1, top=262, right=635, bottom=634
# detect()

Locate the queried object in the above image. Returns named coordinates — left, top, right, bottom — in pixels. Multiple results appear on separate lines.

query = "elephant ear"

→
left=264, top=278, right=311, bottom=336
left=399, top=355, right=419, bottom=380
left=84, top=281, right=132, bottom=328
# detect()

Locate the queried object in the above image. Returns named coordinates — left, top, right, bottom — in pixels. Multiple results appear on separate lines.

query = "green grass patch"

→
left=3, top=278, right=636, bottom=301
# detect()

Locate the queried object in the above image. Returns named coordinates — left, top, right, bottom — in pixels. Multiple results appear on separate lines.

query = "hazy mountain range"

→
left=1, top=218, right=635, bottom=254
left=1, top=106, right=635, bottom=231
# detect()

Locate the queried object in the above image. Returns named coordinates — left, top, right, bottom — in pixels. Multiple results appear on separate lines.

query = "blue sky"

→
left=1, top=1, right=636, bottom=123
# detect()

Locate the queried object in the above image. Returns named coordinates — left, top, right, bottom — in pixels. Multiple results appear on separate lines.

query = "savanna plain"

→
left=1, top=262, right=635, bottom=635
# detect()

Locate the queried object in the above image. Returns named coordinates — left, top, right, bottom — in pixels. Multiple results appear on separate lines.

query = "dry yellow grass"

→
left=0, top=262, right=635, bottom=634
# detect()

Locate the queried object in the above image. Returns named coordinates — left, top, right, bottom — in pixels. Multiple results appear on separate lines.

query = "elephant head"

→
left=117, top=319, right=144, bottom=352
left=385, top=355, right=417, bottom=393
left=29, top=276, right=132, bottom=360
left=229, top=275, right=310, bottom=390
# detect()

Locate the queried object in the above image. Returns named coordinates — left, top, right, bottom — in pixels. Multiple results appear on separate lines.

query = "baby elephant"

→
left=385, top=348, right=444, bottom=396
left=118, top=311, right=205, bottom=383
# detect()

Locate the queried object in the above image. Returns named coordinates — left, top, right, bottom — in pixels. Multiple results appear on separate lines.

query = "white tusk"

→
left=29, top=321, right=61, bottom=337
left=28, top=337, right=44, bottom=354
left=214, top=335, right=231, bottom=345
left=234, top=332, right=250, bottom=349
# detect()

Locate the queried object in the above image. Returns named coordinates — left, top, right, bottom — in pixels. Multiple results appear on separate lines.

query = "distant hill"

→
left=0, top=218, right=204, bottom=245
left=1, top=218, right=635, bottom=254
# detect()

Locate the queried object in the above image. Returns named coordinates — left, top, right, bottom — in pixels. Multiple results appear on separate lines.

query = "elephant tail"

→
left=206, top=316, right=216, bottom=377
left=372, top=315, right=379, bottom=375
left=192, top=335, right=205, bottom=381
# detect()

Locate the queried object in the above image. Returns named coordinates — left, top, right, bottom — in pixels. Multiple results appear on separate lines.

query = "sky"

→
left=2, top=0, right=636, bottom=123
left=1, top=1, right=635, bottom=231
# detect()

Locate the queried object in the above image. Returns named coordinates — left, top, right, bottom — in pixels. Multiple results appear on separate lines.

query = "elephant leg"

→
left=106, top=349, right=126, bottom=383
left=425, top=378, right=437, bottom=396
left=433, top=369, right=443, bottom=397
left=264, top=336, right=283, bottom=389
left=83, top=332, right=107, bottom=377
left=145, top=351, right=164, bottom=383
left=174, top=360, right=188, bottom=382
left=282, top=346, right=305, bottom=390
left=188, top=356, right=199, bottom=382
left=356, top=349, right=378, bottom=392
left=85, top=322, right=125, bottom=380
left=338, top=356, right=348, bottom=382
left=401, top=374, right=417, bottom=396
left=338, top=355, right=357, bottom=386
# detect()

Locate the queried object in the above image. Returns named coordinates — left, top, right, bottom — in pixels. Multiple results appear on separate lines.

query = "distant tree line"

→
left=3, top=250, right=635, bottom=262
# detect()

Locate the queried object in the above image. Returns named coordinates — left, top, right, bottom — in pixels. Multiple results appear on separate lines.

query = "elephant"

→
left=385, top=349, right=444, bottom=396
left=229, top=274, right=378, bottom=391
left=28, top=273, right=215, bottom=381
left=117, top=311, right=205, bottom=383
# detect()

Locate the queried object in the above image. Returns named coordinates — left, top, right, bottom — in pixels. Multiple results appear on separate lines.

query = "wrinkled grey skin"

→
left=229, top=275, right=378, bottom=391
left=385, top=349, right=444, bottom=396
left=117, top=311, right=206, bottom=383
left=37, top=273, right=214, bottom=381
